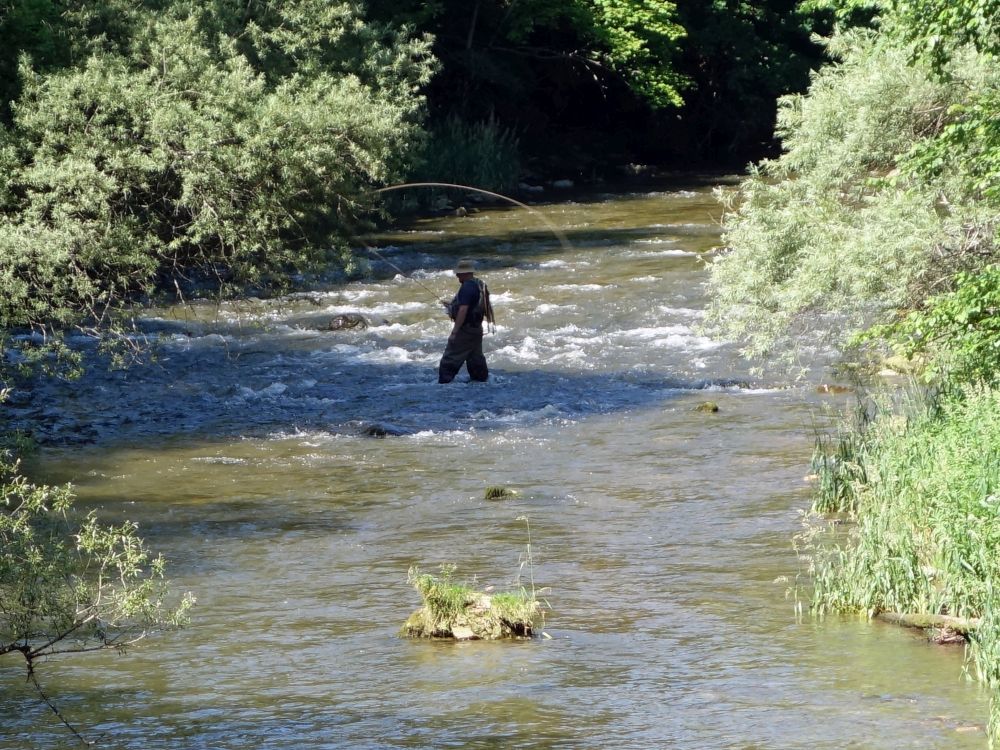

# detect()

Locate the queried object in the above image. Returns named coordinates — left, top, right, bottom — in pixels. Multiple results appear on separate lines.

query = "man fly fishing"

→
left=438, top=259, right=494, bottom=384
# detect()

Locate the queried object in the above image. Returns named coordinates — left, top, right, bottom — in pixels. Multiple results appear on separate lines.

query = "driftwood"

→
left=876, top=611, right=981, bottom=638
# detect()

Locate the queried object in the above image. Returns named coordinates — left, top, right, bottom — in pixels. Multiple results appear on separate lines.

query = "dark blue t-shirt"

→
left=450, top=279, right=482, bottom=327
left=455, top=279, right=480, bottom=308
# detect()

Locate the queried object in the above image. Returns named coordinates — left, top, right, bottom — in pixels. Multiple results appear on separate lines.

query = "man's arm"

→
left=449, top=305, right=469, bottom=340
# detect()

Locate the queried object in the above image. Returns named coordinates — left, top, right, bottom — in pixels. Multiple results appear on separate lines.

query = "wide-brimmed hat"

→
left=454, top=259, right=476, bottom=274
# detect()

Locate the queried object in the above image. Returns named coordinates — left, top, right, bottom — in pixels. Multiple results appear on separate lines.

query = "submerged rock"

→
left=328, top=313, right=369, bottom=331
left=357, top=421, right=409, bottom=438
left=694, top=401, right=719, bottom=413
left=816, top=384, right=853, bottom=394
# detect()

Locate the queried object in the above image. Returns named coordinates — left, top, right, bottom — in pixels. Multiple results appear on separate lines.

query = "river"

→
left=2, top=177, right=989, bottom=748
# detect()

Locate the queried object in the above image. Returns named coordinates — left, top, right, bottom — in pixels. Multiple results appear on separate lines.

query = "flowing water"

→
left=2, top=178, right=989, bottom=748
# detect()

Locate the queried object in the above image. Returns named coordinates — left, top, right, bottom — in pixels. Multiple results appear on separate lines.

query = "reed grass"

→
left=391, top=115, right=521, bottom=212
left=484, top=486, right=516, bottom=500
left=804, top=384, right=1000, bottom=743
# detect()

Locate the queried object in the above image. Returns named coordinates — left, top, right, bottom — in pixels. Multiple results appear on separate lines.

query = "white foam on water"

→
left=406, top=429, right=472, bottom=440
left=356, top=345, right=433, bottom=365
left=494, top=403, right=565, bottom=423
left=235, top=382, right=288, bottom=400
left=490, top=291, right=524, bottom=304
left=623, top=248, right=699, bottom=258
left=616, top=325, right=690, bottom=340
left=645, top=189, right=700, bottom=198
left=648, top=222, right=713, bottom=230
left=534, top=303, right=579, bottom=314
left=549, top=349, right=588, bottom=363
left=549, top=283, right=610, bottom=292
left=613, top=325, right=721, bottom=351
left=494, top=336, right=541, bottom=362
left=339, top=289, right=383, bottom=301
left=375, top=322, right=432, bottom=335
left=324, top=343, right=365, bottom=355
left=166, top=333, right=232, bottom=350
left=266, top=429, right=343, bottom=442
left=656, top=305, right=703, bottom=317
left=320, top=301, right=427, bottom=316
left=539, top=259, right=570, bottom=268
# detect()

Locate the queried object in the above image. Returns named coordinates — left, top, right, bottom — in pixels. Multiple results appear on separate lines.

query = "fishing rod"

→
left=364, top=182, right=576, bottom=313
left=361, top=244, right=448, bottom=307
left=372, top=182, right=575, bottom=256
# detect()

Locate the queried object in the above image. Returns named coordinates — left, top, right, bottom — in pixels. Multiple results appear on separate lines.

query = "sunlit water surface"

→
left=3, top=180, right=989, bottom=749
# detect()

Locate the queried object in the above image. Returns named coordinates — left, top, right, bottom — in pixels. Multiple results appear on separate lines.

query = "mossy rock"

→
left=401, top=568, right=539, bottom=640
left=694, top=401, right=719, bottom=413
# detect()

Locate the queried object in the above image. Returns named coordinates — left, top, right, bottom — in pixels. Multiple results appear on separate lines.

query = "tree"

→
left=888, top=0, right=1000, bottom=70
left=0, top=0, right=434, bottom=371
left=0, top=451, right=193, bottom=740
left=704, top=27, right=1000, bottom=365
left=671, top=0, right=828, bottom=162
left=363, top=0, right=686, bottom=173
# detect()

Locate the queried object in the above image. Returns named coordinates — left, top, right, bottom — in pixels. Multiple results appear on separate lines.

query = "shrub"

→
left=705, top=30, right=1000, bottom=365
left=0, top=1, right=434, bottom=363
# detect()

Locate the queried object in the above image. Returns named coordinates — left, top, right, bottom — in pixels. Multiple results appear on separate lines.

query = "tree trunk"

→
left=876, top=611, right=980, bottom=635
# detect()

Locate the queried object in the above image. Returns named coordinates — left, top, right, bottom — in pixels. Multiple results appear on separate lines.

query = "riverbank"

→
left=807, top=383, right=1000, bottom=742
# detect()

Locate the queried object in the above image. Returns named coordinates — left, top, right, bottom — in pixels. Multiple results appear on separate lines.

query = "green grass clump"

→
left=484, top=486, right=516, bottom=501
left=402, top=565, right=539, bottom=640
left=804, top=385, right=1000, bottom=741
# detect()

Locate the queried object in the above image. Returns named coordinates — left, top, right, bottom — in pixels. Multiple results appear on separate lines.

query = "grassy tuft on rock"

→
left=401, top=566, right=540, bottom=640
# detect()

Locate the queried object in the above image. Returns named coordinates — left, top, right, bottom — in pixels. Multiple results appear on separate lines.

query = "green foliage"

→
left=803, top=385, right=1000, bottom=740
left=810, top=409, right=870, bottom=513
left=888, top=0, right=1000, bottom=70
left=871, top=265, right=1000, bottom=386
left=403, top=565, right=539, bottom=639
left=414, top=115, right=520, bottom=194
left=484, top=485, right=517, bottom=500
left=0, top=456, right=193, bottom=664
left=705, top=29, right=1000, bottom=363
left=584, top=0, right=686, bottom=108
left=673, top=0, right=829, bottom=160
left=0, top=0, right=433, bottom=368
left=901, top=86, right=1000, bottom=206
left=796, top=0, right=881, bottom=26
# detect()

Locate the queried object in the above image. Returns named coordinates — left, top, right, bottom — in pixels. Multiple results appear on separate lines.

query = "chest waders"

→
left=439, top=280, right=491, bottom=383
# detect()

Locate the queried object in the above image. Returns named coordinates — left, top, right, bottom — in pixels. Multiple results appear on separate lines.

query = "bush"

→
left=804, top=385, right=1000, bottom=742
left=0, top=455, right=193, bottom=672
left=0, top=1, right=434, bottom=349
left=704, top=30, right=1000, bottom=364
left=872, top=264, right=1000, bottom=386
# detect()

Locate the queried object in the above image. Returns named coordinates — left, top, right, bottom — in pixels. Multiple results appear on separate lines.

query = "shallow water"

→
left=3, top=178, right=989, bottom=748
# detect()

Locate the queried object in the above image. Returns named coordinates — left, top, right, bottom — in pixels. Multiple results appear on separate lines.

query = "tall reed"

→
left=805, top=385, right=1000, bottom=743
left=400, top=115, right=521, bottom=211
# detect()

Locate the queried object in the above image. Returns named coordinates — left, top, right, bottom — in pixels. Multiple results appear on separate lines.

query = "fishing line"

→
left=372, top=182, right=576, bottom=256
left=364, top=182, right=577, bottom=318
left=361, top=244, right=448, bottom=305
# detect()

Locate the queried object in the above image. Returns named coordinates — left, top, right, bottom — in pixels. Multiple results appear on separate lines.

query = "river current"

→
left=2, top=178, right=989, bottom=748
